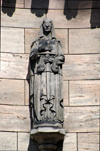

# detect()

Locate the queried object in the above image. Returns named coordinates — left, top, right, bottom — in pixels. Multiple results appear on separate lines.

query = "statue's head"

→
left=42, top=18, right=52, bottom=32
left=39, top=18, right=55, bottom=38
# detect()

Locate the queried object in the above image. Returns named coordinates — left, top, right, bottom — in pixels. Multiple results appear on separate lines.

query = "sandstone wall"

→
left=0, top=0, right=99, bottom=150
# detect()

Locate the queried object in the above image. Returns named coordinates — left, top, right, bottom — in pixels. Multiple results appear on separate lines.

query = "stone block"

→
left=56, top=29, right=68, bottom=54
left=1, top=27, right=24, bottom=53
left=18, top=133, right=30, bottom=150
left=63, top=81, right=68, bottom=106
left=2, top=53, right=100, bottom=81
left=1, top=0, right=24, bottom=8
left=49, top=0, right=65, bottom=9
left=25, top=29, right=39, bottom=53
left=0, top=132, right=17, bottom=150
left=63, top=133, right=77, bottom=151
left=0, top=105, right=30, bottom=132
left=69, top=81, right=100, bottom=106
left=63, top=54, right=100, bottom=80
left=0, top=79, right=24, bottom=105
left=25, top=28, right=68, bottom=54
left=64, top=106, right=99, bottom=132
left=78, top=133, right=99, bottom=151
left=1, top=8, right=46, bottom=28
left=0, top=53, right=29, bottom=79
left=25, top=0, right=32, bottom=8
left=47, top=9, right=91, bottom=28
left=69, top=28, right=100, bottom=54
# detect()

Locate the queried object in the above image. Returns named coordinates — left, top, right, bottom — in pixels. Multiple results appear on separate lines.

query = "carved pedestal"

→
left=31, top=127, right=65, bottom=151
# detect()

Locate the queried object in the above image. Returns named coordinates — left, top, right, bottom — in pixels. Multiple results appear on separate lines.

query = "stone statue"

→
left=30, top=18, right=65, bottom=129
left=29, top=18, right=65, bottom=151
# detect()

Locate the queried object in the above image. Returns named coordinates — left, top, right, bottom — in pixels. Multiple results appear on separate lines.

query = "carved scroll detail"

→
left=40, top=95, right=56, bottom=119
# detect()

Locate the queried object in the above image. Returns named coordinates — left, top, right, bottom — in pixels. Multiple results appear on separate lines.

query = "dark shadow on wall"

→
left=56, top=140, right=64, bottom=151
left=26, top=61, right=39, bottom=151
left=26, top=60, right=33, bottom=129
left=26, top=60, right=40, bottom=151
left=2, top=0, right=49, bottom=17
left=1, top=0, right=100, bottom=23
left=90, top=0, right=100, bottom=28
left=64, top=0, right=100, bottom=29
left=2, top=0, right=16, bottom=17
left=64, top=0, right=81, bottom=20
left=31, top=0, right=49, bottom=17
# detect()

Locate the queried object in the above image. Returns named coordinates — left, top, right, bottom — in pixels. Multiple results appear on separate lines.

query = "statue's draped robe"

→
left=30, top=36, right=65, bottom=127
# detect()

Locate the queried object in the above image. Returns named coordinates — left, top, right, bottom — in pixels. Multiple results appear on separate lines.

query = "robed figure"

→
left=30, top=18, right=65, bottom=128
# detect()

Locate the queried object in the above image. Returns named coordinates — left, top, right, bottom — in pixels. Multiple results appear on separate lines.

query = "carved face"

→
left=43, top=21, right=52, bottom=32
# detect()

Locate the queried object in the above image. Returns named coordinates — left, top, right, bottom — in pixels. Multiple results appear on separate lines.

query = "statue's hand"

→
left=38, top=46, right=46, bottom=52
left=30, top=48, right=38, bottom=60
left=44, top=45, right=53, bottom=52
left=55, top=55, right=65, bottom=65
left=38, top=45, right=53, bottom=52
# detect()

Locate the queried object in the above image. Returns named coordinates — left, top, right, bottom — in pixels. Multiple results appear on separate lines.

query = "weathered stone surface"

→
left=1, top=8, right=46, bottom=28
left=47, top=9, right=91, bottom=28
left=1, top=0, right=24, bottom=8
left=24, top=0, right=31, bottom=8
left=63, top=81, right=68, bottom=106
left=25, top=28, right=68, bottom=54
left=63, top=133, right=77, bottom=151
left=69, top=28, right=100, bottom=54
left=25, top=0, right=33, bottom=8
left=0, top=132, right=17, bottom=150
left=69, top=81, right=100, bottom=106
left=78, top=133, right=99, bottom=151
left=64, top=106, right=99, bottom=132
left=49, top=0, right=65, bottom=9
left=2, top=53, right=100, bottom=80
left=1, top=27, right=24, bottom=53
left=25, top=29, right=39, bottom=53
left=25, top=80, right=29, bottom=105
left=0, top=105, right=30, bottom=132
left=56, top=29, right=68, bottom=54
left=63, top=54, right=100, bottom=80
left=0, top=79, right=24, bottom=105
left=18, top=133, right=30, bottom=150
left=0, top=53, right=29, bottom=79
